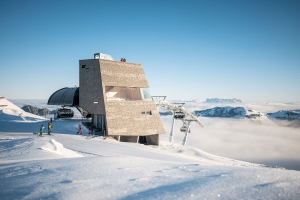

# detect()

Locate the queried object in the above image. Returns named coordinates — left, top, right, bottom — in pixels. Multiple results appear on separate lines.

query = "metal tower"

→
left=152, top=96, right=204, bottom=146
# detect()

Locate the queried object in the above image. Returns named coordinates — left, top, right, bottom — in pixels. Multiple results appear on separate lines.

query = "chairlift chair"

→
left=180, top=125, right=191, bottom=133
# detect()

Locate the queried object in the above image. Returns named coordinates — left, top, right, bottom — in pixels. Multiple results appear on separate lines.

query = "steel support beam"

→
left=182, top=121, right=191, bottom=146
left=169, top=115, right=175, bottom=143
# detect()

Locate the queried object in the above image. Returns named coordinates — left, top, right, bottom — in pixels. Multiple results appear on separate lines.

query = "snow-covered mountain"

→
left=194, top=106, right=261, bottom=119
left=21, top=105, right=55, bottom=116
left=193, top=105, right=300, bottom=122
left=267, top=110, right=300, bottom=119
left=205, top=98, right=242, bottom=103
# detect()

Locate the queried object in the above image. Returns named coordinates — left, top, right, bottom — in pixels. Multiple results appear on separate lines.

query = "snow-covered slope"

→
left=0, top=98, right=87, bottom=134
left=0, top=97, right=44, bottom=122
left=1, top=132, right=300, bottom=200
left=1, top=99, right=300, bottom=199
left=153, top=141, right=261, bottom=167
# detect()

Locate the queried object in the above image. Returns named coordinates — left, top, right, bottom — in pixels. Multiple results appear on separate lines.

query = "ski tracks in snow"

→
left=0, top=137, right=34, bottom=159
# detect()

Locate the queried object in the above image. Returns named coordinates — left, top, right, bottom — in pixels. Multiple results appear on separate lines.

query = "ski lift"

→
left=55, top=106, right=74, bottom=118
left=174, top=111, right=185, bottom=119
left=180, top=125, right=191, bottom=133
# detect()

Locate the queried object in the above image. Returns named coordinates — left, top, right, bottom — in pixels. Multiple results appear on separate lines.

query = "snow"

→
left=205, top=98, right=242, bottom=103
left=1, top=98, right=300, bottom=199
left=193, top=106, right=276, bottom=125
left=1, top=133, right=300, bottom=199
left=0, top=98, right=44, bottom=122
left=268, top=110, right=300, bottom=119
left=41, top=138, right=83, bottom=158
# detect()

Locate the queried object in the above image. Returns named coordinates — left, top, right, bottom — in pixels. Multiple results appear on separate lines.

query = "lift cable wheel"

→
left=152, top=96, right=204, bottom=146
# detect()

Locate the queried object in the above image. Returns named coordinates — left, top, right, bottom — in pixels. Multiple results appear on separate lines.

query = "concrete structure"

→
left=79, top=53, right=165, bottom=145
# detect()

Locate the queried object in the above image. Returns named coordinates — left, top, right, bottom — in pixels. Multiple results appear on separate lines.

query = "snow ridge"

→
left=0, top=97, right=44, bottom=122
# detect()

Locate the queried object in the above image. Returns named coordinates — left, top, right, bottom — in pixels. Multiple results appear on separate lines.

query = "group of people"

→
left=39, top=120, right=92, bottom=136
left=39, top=120, right=53, bottom=136
left=120, top=58, right=126, bottom=62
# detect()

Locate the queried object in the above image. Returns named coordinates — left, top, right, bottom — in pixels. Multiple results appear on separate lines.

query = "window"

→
left=141, top=88, right=152, bottom=100
left=105, top=87, right=153, bottom=102
left=142, top=111, right=152, bottom=115
left=94, top=53, right=100, bottom=59
left=105, top=86, right=142, bottom=101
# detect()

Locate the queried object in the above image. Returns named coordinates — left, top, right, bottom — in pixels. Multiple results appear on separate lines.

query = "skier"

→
left=77, top=124, right=82, bottom=135
left=47, top=122, right=53, bottom=135
left=39, top=124, right=45, bottom=136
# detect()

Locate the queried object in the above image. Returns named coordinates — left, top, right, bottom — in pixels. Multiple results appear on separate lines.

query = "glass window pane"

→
left=105, top=86, right=144, bottom=101
left=141, top=88, right=152, bottom=100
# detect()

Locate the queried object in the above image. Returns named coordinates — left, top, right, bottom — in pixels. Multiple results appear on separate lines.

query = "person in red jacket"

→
left=77, top=124, right=82, bottom=135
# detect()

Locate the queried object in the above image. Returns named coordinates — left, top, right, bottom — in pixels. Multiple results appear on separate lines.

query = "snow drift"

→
left=41, top=138, right=83, bottom=158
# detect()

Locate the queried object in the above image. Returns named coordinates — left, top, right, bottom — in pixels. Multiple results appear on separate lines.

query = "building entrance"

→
left=97, top=115, right=105, bottom=132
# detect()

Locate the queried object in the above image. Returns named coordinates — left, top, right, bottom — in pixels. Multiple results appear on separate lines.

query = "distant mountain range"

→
left=193, top=106, right=261, bottom=119
left=192, top=106, right=300, bottom=121
left=267, top=110, right=300, bottom=119
left=204, top=98, right=242, bottom=103
left=21, top=105, right=55, bottom=116
left=14, top=101, right=300, bottom=122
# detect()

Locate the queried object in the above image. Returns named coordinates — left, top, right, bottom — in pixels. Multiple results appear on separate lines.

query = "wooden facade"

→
left=79, top=57, right=165, bottom=145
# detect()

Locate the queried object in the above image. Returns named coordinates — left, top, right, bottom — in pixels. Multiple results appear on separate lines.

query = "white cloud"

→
left=160, top=115, right=300, bottom=169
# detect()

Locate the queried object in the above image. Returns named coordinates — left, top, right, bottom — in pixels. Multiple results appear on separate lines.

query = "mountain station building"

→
left=48, top=53, right=165, bottom=145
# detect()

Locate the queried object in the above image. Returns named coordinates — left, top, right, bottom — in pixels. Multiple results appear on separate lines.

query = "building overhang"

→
left=48, top=87, right=79, bottom=106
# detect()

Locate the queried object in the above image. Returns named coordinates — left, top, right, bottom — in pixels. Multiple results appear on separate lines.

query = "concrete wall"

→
left=119, top=135, right=159, bottom=145
left=120, top=136, right=138, bottom=143
left=145, top=134, right=160, bottom=145
left=79, top=59, right=106, bottom=115
left=105, top=101, right=165, bottom=136
left=99, top=60, right=149, bottom=88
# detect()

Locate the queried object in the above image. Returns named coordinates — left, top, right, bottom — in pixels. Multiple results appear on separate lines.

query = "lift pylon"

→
left=152, top=96, right=204, bottom=146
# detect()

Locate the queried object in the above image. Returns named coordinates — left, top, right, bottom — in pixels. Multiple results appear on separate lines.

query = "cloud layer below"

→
left=160, top=116, right=300, bottom=171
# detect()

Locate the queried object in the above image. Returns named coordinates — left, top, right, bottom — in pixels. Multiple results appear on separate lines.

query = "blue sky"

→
left=0, top=0, right=299, bottom=102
